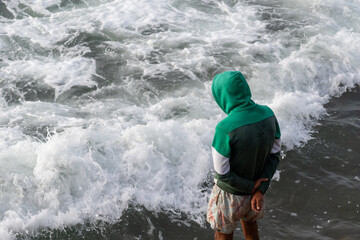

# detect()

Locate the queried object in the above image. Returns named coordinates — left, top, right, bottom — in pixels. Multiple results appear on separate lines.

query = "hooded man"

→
left=206, top=71, right=281, bottom=240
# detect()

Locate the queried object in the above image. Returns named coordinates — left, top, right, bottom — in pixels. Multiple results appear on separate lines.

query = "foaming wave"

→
left=1, top=57, right=97, bottom=101
left=239, top=1, right=360, bottom=149
left=0, top=116, right=215, bottom=239
left=0, top=87, right=217, bottom=239
left=270, top=28, right=360, bottom=149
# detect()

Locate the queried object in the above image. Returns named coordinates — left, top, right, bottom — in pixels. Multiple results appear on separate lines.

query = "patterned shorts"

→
left=206, top=184, right=265, bottom=234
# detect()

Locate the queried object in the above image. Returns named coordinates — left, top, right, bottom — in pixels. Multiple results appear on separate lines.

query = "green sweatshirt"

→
left=211, top=71, right=281, bottom=195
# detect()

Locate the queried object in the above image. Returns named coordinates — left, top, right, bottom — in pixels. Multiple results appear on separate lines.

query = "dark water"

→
left=259, top=87, right=360, bottom=240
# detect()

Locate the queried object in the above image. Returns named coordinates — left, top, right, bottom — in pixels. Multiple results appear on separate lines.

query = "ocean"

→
left=0, top=0, right=359, bottom=239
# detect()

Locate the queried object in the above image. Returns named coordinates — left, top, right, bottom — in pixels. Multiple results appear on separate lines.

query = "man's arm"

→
left=257, top=138, right=281, bottom=194
left=212, top=147, right=255, bottom=193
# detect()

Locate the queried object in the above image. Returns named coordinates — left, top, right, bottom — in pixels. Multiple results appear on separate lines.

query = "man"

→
left=207, top=71, right=281, bottom=240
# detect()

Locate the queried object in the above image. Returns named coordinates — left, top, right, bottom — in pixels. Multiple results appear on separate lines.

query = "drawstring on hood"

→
left=212, top=71, right=255, bottom=114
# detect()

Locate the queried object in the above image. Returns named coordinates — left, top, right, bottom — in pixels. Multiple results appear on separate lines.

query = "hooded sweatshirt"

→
left=211, top=71, right=281, bottom=195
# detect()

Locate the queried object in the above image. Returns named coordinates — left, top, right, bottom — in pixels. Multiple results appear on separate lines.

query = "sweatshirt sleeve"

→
left=257, top=118, right=281, bottom=194
left=212, top=127, right=255, bottom=193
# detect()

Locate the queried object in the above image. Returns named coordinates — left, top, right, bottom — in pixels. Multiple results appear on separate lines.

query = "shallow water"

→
left=259, top=88, right=360, bottom=240
left=0, top=0, right=360, bottom=239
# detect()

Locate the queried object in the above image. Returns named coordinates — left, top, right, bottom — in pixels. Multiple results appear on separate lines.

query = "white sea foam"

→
left=0, top=0, right=360, bottom=238
left=1, top=57, right=97, bottom=99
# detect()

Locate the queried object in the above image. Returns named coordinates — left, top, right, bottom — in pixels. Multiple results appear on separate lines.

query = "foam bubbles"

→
left=270, top=91, right=327, bottom=149
left=1, top=57, right=97, bottom=100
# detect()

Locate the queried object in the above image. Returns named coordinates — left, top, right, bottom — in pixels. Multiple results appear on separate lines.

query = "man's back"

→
left=228, top=115, right=277, bottom=181
left=207, top=71, right=281, bottom=239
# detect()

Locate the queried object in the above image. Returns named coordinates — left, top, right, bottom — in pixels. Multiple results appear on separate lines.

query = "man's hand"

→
left=251, top=190, right=264, bottom=213
left=251, top=178, right=268, bottom=195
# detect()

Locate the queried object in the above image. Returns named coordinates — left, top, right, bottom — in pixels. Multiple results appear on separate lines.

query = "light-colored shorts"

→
left=206, top=184, right=265, bottom=234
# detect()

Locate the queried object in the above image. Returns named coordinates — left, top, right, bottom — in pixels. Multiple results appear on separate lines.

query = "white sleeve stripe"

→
left=270, top=138, right=281, bottom=153
left=212, top=147, right=230, bottom=175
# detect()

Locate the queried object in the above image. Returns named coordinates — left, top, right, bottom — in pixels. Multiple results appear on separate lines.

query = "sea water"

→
left=0, top=0, right=359, bottom=239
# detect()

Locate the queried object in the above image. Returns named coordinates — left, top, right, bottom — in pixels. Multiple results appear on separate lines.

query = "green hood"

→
left=212, top=71, right=255, bottom=114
